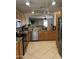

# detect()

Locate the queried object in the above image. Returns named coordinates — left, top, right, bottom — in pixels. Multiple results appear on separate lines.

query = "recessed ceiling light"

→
left=26, top=1, right=30, bottom=6
left=52, top=1, right=56, bottom=5
left=32, top=11, right=34, bottom=14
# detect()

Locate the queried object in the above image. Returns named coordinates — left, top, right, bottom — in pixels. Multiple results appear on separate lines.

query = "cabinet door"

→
left=26, top=32, right=30, bottom=42
left=28, top=31, right=31, bottom=41
left=42, top=32, right=45, bottom=40
left=48, top=31, right=56, bottom=40
left=44, top=31, right=48, bottom=40
left=38, top=32, right=43, bottom=40
left=19, top=40, right=23, bottom=59
left=16, top=43, right=20, bottom=59
left=38, top=31, right=56, bottom=41
left=38, top=31, right=47, bottom=40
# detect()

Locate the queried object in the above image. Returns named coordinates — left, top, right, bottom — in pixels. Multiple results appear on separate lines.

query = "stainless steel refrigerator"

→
left=58, top=16, right=62, bottom=57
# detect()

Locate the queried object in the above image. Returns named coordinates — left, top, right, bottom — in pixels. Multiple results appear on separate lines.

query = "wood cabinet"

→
left=47, top=31, right=56, bottom=40
left=16, top=9, right=26, bottom=21
left=19, top=39, right=23, bottom=59
left=16, top=38, right=23, bottom=59
left=26, top=31, right=31, bottom=42
left=16, top=41, right=20, bottom=59
left=38, top=31, right=56, bottom=41
left=38, top=31, right=45, bottom=40
left=26, top=31, right=31, bottom=47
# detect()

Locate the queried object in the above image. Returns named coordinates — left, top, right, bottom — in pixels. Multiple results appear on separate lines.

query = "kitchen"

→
left=16, top=0, right=62, bottom=59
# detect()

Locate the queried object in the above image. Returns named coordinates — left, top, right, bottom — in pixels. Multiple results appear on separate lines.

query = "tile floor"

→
left=23, top=41, right=61, bottom=59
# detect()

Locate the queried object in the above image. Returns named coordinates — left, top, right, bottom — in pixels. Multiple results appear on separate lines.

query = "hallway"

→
left=23, top=41, right=61, bottom=59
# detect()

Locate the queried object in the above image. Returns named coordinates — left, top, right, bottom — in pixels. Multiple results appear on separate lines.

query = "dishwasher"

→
left=32, top=28, right=38, bottom=40
left=32, top=30, right=38, bottom=40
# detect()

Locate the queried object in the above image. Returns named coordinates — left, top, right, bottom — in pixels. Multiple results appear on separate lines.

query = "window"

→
left=43, top=20, right=48, bottom=27
left=16, top=21, right=22, bottom=28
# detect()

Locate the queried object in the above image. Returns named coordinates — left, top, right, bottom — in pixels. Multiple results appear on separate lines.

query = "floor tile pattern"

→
left=23, top=41, right=61, bottom=59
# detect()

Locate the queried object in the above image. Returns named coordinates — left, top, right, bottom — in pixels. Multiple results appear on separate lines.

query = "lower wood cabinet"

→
left=16, top=31, right=31, bottom=59
left=38, top=31, right=56, bottom=41
left=26, top=31, right=31, bottom=42
left=38, top=31, right=45, bottom=40
left=47, top=31, right=56, bottom=40
left=16, top=42, right=20, bottom=59
left=19, top=39, right=23, bottom=59
left=16, top=38, right=23, bottom=59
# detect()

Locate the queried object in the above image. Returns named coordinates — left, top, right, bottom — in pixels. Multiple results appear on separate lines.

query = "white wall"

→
left=25, top=13, right=31, bottom=25
left=26, top=16, right=29, bottom=25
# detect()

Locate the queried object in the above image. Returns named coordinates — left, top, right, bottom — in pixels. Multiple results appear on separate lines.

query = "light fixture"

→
left=26, top=1, right=30, bottom=6
left=52, top=1, right=56, bottom=6
left=32, top=11, right=34, bottom=14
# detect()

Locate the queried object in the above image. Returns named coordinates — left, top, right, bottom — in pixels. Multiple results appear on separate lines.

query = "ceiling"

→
left=16, top=0, right=62, bottom=14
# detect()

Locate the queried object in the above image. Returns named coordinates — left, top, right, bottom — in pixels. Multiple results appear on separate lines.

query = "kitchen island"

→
left=16, top=31, right=31, bottom=59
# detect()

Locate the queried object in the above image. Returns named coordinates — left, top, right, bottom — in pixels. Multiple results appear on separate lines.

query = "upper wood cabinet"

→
left=16, top=9, right=26, bottom=21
